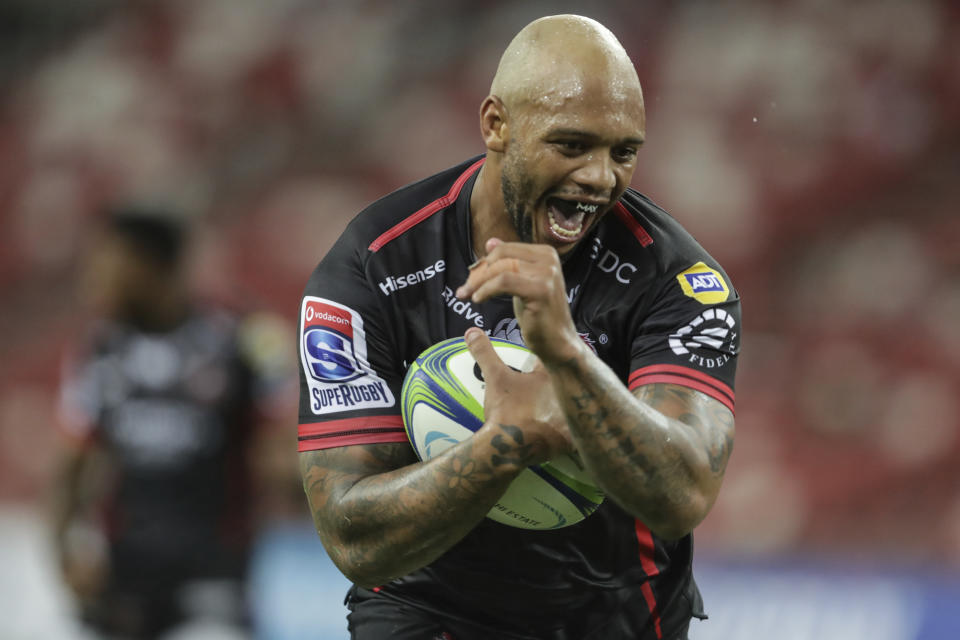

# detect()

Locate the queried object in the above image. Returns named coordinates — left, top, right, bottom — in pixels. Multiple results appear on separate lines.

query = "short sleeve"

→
left=235, top=311, right=298, bottom=421
left=628, top=261, right=740, bottom=414
left=297, top=244, right=407, bottom=452
left=57, top=349, right=103, bottom=446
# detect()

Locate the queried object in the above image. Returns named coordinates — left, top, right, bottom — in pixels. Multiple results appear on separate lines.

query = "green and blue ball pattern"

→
left=401, top=337, right=604, bottom=530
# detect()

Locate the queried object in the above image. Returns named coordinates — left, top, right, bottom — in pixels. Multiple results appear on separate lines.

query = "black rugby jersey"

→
left=60, top=309, right=287, bottom=581
left=298, top=156, right=740, bottom=639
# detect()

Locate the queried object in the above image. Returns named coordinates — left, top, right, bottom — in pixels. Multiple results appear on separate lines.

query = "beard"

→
left=500, top=151, right=535, bottom=243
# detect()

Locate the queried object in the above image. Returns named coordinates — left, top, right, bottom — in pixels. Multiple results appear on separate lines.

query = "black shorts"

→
left=345, top=587, right=691, bottom=640
left=82, top=576, right=249, bottom=639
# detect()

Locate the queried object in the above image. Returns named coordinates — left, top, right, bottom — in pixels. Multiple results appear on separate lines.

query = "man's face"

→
left=499, top=81, right=645, bottom=257
left=80, top=234, right=168, bottom=320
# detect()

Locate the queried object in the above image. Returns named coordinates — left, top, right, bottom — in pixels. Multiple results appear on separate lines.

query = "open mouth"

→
left=546, top=198, right=600, bottom=243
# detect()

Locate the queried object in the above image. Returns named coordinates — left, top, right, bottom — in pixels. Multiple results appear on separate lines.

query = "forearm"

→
left=301, top=423, right=533, bottom=587
left=49, top=451, right=87, bottom=553
left=547, top=344, right=716, bottom=539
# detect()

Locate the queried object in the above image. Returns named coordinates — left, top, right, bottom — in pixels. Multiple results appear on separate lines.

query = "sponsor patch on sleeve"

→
left=668, top=307, right=738, bottom=369
left=300, top=297, right=395, bottom=415
left=676, top=262, right=730, bottom=305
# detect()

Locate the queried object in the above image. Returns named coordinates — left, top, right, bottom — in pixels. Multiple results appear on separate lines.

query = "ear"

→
left=479, top=95, right=509, bottom=153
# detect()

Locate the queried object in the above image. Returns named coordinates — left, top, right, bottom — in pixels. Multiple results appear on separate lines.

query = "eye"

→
left=555, top=140, right=587, bottom=155
left=612, top=146, right=638, bottom=163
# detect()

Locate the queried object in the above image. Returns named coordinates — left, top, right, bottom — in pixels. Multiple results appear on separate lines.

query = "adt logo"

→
left=676, top=262, right=730, bottom=305
left=304, top=329, right=361, bottom=382
left=684, top=272, right=725, bottom=292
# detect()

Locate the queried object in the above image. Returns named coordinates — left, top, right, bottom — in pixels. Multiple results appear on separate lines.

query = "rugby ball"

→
left=401, top=337, right=603, bottom=530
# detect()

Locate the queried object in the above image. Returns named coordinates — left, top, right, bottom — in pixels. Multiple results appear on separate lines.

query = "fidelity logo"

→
left=668, top=307, right=738, bottom=369
left=379, top=260, right=445, bottom=296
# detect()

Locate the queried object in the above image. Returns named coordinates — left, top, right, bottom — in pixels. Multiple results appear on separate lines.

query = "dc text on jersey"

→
left=589, top=236, right=638, bottom=284
left=300, top=297, right=395, bottom=415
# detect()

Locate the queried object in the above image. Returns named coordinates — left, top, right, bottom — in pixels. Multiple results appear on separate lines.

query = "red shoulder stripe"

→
left=613, top=202, right=654, bottom=247
left=368, top=158, right=485, bottom=252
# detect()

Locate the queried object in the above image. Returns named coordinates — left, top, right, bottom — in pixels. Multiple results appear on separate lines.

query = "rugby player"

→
left=54, top=208, right=289, bottom=639
left=298, top=14, right=739, bottom=640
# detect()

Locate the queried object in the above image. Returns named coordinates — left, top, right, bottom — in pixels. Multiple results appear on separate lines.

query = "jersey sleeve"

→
left=628, top=261, right=740, bottom=414
left=297, top=242, right=408, bottom=452
left=57, top=347, right=103, bottom=447
left=235, top=311, right=298, bottom=422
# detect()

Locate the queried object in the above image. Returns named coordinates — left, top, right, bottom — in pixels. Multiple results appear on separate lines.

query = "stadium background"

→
left=0, top=1, right=958, bottom=638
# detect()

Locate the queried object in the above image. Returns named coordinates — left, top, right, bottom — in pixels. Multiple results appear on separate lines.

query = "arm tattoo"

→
left=490, top=424, right=534, bottom=468
left=299, top=428, right=524, bottom=586
left=554, top=355, right=734, bottom=536
left=635, top=383, right=734, bottom=476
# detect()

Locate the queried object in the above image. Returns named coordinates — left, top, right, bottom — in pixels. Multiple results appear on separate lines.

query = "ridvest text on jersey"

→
left=441, top=286, right=484, bottom=327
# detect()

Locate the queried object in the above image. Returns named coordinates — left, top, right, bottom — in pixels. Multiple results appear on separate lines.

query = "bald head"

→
left=490, top=15, right=642, bottom=115
left=473, top=15, right=646, bottom=256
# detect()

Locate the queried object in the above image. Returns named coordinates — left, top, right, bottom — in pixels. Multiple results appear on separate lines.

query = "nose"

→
left=571, top=152, right=617, bottom=196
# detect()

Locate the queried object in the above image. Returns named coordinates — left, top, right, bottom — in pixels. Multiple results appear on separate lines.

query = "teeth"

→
left=576, top=202, right=599, bottom=213
left=548, top=209, right=583, bottom=238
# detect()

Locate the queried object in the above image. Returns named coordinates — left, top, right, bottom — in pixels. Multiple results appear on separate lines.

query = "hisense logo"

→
left=379, top=260, right=445, bottom=296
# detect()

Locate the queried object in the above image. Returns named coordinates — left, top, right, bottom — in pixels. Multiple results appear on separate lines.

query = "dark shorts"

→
left=345, top=587, right=691, bottom=640
left=81, top=542, right=250, bottom=639
left=82, top=577, right=249, bottom=639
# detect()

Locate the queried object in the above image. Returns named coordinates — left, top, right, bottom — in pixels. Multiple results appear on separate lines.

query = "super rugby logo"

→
left=304, top=329, right=360, bottom=382
left=302, top=303, right=359, bottom=382
left=669, top=307, right=738, bottom=369
left=300, top=297, right=395, bottom=414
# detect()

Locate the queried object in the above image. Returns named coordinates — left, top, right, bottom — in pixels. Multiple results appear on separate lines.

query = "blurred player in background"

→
left=297, top=14, right=739, bottom=640
left=51, top=206, right=293, bottom=639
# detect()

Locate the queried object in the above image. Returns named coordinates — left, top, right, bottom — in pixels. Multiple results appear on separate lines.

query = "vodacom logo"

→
left=306, top=306, right=350, bottom=325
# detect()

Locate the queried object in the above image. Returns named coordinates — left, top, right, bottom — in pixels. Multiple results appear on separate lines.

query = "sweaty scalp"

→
left=490, top=14, right=641, bottom=114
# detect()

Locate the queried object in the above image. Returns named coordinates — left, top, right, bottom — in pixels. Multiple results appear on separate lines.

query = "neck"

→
left=122, top=280, right=190, bottom=332
left=469, top=159, right=518, bottom=259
